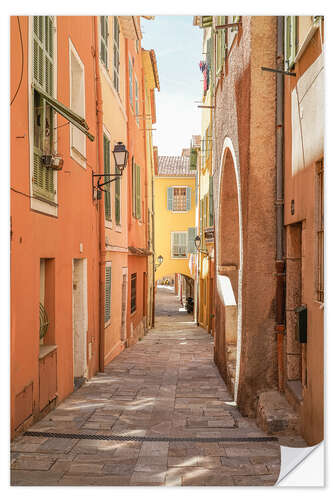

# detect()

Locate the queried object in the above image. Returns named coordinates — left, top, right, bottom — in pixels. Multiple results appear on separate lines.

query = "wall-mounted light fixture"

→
left=154, top=255, right=163, bottom=271
left=92, top=141, right=129, bottom=194
left=194, top=235, right=208, bottom=254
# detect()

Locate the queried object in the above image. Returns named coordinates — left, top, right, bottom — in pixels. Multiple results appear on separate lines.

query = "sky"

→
left=141, top=16, right=203, bottom=157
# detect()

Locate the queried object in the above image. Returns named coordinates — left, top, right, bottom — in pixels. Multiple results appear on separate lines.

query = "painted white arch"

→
left=215, top=137, right=243, bottom=402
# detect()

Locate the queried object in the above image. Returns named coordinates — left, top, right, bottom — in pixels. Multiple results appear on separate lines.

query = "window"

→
left=32, top=16, right=55, bottom=202
left=316, top=160, right=324, bottom=302
left=285, top=16, right=297, bottom=70
left=187, top=227, right=196, bottom=254
left=135, top=76, right=139, bottom=125
left=70, top=42, right=86, bottom=162
left=132, top=159, right=141, bottom=219
left=167, top=187, right=191, bottom=212
left=103, top=135, right=111, bottom=221
left=130, top=273, right=137, bottom=313
left=129, top=56, right=133, bottom=108
left=171, top=232, right=187, bottom=258
left=104, top=264, right=111, bottom=323
left=100, top=16, right=109, bottom=68
left=113, top=17, right=120, bottom=91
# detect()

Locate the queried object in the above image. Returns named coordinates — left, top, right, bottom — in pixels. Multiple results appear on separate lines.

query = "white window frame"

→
left=29, top=15, right=58, bottom=217
left=69, top=39, right=86, bottom=168
left=171, top=231, right=188, bottom=259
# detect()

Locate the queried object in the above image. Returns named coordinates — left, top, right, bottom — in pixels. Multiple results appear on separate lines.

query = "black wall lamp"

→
left=194, top=235, right=208, bottom=255
left=154, top=255, right=163, bottom=271
left=92, top=142, right=129, bottom=196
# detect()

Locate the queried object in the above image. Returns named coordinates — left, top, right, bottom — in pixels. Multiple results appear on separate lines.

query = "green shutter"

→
left=187, top=227, right=196, bottom=254
left=216, top=16, right=226, bottom=76
left=104, top=265, right=111, bottom=323
left=104, top=135, right=111, bottom=221
left=100, top=16, right=108, bottom=67
left=167, top=187, right=173, bottom=210
left=190, top=148, right=197, bottom=170
left=186, top=187, right=191, bottom=211
left=113, top=17, right=120, bottom=91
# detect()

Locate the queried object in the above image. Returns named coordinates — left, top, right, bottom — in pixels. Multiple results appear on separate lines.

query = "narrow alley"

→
left=11, top=286, right=283, bottom=486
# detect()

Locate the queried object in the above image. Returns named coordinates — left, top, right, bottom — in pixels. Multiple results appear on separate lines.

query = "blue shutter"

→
left=186, top=187, right=191, bottom=210
left=187, top=227, right=196, bottom=254
left=167, top=187, right=173, bottom=210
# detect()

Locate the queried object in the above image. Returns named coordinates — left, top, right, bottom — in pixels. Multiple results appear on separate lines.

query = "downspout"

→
left=142, top=61, right=149, bottom=332
left=94, top=16, right=105, bottom=372
left=276, top=16, right=286, bottom=392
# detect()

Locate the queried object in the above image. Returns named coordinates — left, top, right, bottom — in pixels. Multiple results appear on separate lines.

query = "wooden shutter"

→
left=113, top=17, right=120, bottom=91
left=187, top=227, right=196, bottom=254
left=100, top=16, right=108, bottom=67
left=202, top=16, right=213, bottom=27
left=104, top=265, right=111, bottom=323
left=167, top=187, right=173, bottom=210
left=129, top=56, right=133, bottom=107
left=172, top=232, right=179, bottom=257
left=285, top=16, right=297, bottom=70
left=104, top=135, right=111, bottom=221
left=186, top=187, right=191, bottom=211
left=216, top=16, right=226, bottom=76
left=190, top=148, right=197, bottom=170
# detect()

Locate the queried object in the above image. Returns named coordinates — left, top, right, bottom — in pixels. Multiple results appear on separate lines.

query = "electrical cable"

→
left=10, top=16, right=24, bottom=106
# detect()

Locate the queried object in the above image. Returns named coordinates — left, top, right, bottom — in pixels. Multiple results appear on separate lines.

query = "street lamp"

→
left=194, top=235, right=208, bottom=254
left=154, top=255, right=163, bottom=271
left=92, top=141, right=129, bottom=194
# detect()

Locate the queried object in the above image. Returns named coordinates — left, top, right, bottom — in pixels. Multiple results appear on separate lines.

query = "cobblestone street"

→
left=10, top=286, right=288, bottom=486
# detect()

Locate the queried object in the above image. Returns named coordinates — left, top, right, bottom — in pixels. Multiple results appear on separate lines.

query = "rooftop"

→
left=158, top=155, right=196, bottom=177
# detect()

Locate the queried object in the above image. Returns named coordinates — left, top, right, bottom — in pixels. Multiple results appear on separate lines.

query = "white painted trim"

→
left=216, top=136, right=243, bottom=402
left=69, top=38, right=86, bottom=168
left=29, top=16, right=58, bottom=217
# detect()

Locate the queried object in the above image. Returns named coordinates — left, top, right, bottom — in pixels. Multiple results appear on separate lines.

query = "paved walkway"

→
left=11, top=286, right=284, bottom=486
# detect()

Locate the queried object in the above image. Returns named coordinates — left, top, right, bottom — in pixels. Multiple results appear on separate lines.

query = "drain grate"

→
left=24, top=430, right=278, bottom=443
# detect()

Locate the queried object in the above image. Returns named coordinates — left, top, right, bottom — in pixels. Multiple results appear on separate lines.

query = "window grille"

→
left=39, top=302, right=49, bottom=340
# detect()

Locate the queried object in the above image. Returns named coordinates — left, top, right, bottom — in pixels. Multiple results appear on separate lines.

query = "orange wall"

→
left=10, top=16, right=100, bottom=435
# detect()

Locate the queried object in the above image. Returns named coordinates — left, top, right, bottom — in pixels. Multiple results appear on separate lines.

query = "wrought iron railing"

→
left=39, top=302, right=49, bottom=340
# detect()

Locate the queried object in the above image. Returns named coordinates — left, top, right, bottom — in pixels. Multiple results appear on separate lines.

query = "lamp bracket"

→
left=92, top=172, right=123, bottom=193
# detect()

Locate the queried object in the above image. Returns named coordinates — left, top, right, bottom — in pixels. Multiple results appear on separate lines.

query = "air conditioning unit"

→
left=41, top=154, right=64, bottom=170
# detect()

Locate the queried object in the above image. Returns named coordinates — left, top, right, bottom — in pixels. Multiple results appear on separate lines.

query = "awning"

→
left=128, top=246, right=152, bottom=256
left=33, top=84, right=95, bottom=142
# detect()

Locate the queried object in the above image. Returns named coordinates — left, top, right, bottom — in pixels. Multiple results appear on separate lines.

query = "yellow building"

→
left=154, top=154, right=196, bottom=285
left=142, top=49, right=160, bottom=328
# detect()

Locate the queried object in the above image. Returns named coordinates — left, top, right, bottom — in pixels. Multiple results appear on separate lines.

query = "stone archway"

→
left=215, top=138, right=243, bottom=402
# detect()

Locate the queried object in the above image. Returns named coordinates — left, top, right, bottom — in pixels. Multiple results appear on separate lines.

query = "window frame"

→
left=130, top=273, right=137, bottom=314
left=171, top=231, right=188, bottom=259
left=168, top=186, right=191, bottom=213
left=30, top=15, right=58, bottom=216
left=100, top=16, right=109, bottom=68
left=69, top=38, right=86, bottom=167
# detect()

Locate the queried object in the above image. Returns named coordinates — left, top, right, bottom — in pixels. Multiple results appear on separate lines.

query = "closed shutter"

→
left=202, top=16, right=213, bottom=27
left=285, top=16, right=297, bottom=70
left=104, top=135, right=111, bottom=221
left=167, top=187, right=173, bottom=210
left=113, top=17, right=120, bottom=91
left=186, top=187, right=191, bottom=210
left=104, top=265, right=111, bottom=323
left=190, top=148, right=197, bottom=170
left=209, top=175, right=214, bottom=226
left=129, top=57, right=133, bottom=107
left=187, top=227, right=196, bottom=254
left=100, top=16, right=108, bottom=67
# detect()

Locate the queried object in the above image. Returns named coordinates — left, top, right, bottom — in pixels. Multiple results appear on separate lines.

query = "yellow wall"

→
left=154, top=176, right=196, bottom=280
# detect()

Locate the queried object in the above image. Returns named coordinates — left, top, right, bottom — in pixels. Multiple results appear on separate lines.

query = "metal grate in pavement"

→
left=24, top=430, right=278, bottom=443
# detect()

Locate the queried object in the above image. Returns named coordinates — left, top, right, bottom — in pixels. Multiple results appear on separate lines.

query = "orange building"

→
left=10, top=16, right=100, bottom=437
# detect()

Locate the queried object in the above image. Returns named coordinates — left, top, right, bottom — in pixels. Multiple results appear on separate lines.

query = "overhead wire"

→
left=10, top=16, right=24, bottom=106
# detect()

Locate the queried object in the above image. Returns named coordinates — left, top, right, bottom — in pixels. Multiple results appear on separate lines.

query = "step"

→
left=256, top=390, right=300, bottom=435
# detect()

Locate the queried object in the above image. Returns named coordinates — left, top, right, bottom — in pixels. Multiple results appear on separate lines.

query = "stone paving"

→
left=11, top=286, right=291, bottom=486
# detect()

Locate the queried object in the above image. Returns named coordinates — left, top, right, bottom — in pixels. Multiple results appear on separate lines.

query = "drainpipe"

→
left=152, top=165, right=156, bottom=327
left=276, top=16, right=286, bottom=392
left=94, top=16, right=105, bottom=373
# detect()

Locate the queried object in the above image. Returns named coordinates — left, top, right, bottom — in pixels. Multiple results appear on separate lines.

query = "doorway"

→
left=72, top=258, right=88, bottom=390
